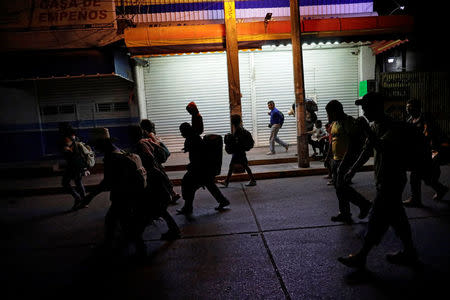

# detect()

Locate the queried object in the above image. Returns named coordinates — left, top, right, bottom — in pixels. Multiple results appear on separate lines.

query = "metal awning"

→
left=124, top=15, right=414, bottom=55
left=369, top=39, right=409, bottom=55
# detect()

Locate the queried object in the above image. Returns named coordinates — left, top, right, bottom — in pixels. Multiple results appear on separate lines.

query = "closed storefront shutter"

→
left=143, top=52, right=253, bottom=153
left=253, top=46, right=359, bottom=147
left=142, top=45, right=359, bottom=151
left=37, top=77, right=135, bottom=155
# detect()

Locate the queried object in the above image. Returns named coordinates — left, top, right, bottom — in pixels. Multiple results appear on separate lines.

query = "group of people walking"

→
left=326, top=92, right=448, bottom=270
left=58, top=93, right=448, bottom=267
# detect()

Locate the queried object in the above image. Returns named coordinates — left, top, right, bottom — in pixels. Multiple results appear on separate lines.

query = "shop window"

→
left=58, top=104, right=75, bottom=114
left=96, top=103, right=112, bottom=112
left=96, top=102, right=129, bottom=113
left=41, top=104, right=75, bottom=116
left=113, top=102, right=129, bottom=111
left=41, top=105, right=58, bottom=115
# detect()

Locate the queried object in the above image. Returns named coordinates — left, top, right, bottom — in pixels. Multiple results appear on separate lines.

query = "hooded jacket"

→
left=186, top=101, right=204, bottom=136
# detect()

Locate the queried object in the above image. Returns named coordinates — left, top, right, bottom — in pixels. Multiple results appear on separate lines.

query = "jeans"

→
left=61, top=169, right=85, bottom=201
left=269, top=124, right=288, bottom=153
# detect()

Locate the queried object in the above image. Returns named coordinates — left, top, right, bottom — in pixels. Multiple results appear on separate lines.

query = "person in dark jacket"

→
left=403, top=99, right=448, bottom=207
left=58, top=122, right=87, bottom=211
left=176, top=122, right=230, bottom=215
left=218, top=114, right=256, bottom=187
left=128, top=125, right=181, bottom=240
left=140, top=119, right=181, bottom=204
left=84, top=128, right=147, bottom=256
left=186, top=101, right=204, bottom=136
left=338, top=93, right=418, bottom=269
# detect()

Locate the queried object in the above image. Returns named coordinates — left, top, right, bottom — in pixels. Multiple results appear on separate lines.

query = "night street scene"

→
left=1, top=1, right=449, bottom=299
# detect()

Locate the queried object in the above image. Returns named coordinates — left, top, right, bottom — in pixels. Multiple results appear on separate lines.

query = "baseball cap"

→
left=355, top=92, right=383, bottom=106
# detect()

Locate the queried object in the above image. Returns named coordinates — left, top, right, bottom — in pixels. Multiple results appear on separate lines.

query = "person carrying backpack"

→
left=58, top=122, right=88, bottom=211
left=338, top=92, right=418, bottom=270
left=176, top=122, right=230, bottom=216
left=83, top=128, right=148, bottom=257
left=127, top=125, right=181, bottom=241
left=140, top=119, right=181, bottom=204
left=267, top=100, right=288, bottom=155
left=219, top=114, right=256, bottom=187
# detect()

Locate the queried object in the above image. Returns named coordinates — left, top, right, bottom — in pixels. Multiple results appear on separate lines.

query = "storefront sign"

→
left=0, top=0, right=116, bottom=30
left=32, top=0, right=116, bottom=29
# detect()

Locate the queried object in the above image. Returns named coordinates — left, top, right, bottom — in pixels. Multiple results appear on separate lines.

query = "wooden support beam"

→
left=224, top=0, right=242, bottom=117
left=290, top=0, right=310, bottom=168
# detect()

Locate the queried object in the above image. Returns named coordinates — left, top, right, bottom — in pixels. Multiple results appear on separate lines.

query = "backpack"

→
left=305, top=98, right=318, bottom=112
left=76, top=141, right=95, bottom=168
left=240, top=128, right=254, bottom=152
left=119, top=151, right=148, bottom=191
left=154, top=142, right=171, bottom=164
left=202, top=134, right=223, bottom=176
left=397, top=122, right=432, bottom=173
left=279, top=111, right=285, bottom=127
left=224, top=133, right=236, bottom=154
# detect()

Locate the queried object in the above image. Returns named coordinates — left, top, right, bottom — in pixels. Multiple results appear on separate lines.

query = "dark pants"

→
left=62, top=169, right=85, bottom=201
left=225, top=151, right=255, bottom=183
left=410, top=155, right=446, bottom=201
left=310, top=139, right=326, bottom=155
left=105, top=193, right=146, bottom=254
left=333, top=159, right=371, bottom=216
left=181, top=171, right=227, bottom=211
left=141, top=186, right=180, bottom=234
left=365, top=183, right=414, bottom=250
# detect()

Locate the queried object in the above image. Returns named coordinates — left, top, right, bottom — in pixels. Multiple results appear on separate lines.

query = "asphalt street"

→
left=2, top=167, right=450, bottom=299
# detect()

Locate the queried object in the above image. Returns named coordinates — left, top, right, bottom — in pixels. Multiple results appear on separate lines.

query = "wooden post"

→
left=224, top=0, right=242, bottom=118
left=290, top=0, right=310, bottom=168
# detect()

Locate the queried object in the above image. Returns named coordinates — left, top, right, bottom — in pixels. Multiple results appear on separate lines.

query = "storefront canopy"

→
left=124, top=15, right=414, bottom=55
left=369, top=39, right=409, bottom=55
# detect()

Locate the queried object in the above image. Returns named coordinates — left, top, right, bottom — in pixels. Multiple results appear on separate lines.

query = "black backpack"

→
left=397, top=122, right=432, bottom=173
left=240, top=128, right=254, bottom=152
left=279, top=111, right=285, bottom=127
left=202, top=134, right=223, bottom=176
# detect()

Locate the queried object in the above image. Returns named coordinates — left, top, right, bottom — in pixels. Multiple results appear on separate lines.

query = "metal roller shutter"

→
left=254, top=46, right=359, bottom=147
left=36, top=76, right=134, bottom=155
left=143, top=52, right=253, bottom=153
left=37, top=77, right=133, bottom=129
left=143, top=45, right=359, bottom=152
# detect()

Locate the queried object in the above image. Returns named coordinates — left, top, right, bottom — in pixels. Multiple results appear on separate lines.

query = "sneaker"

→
left=327, top=180, right=335, bottom=186
left=331, top=213, right=353, bottom=224
left=215, top=199, right=230, bottom=211
left=433, top=186, right=448, bottom=201
left=160, top=230, right=181, bottom=241
left=176, top=207, right=192, bottom=215
left=245, top=180, right=256, bottom=187
left=338, top=253, right=366, bottom=269
left=266, top=151, right=275, bottom=155
left=285, top=144, right=289, bottom=152
left=358, top=203, right=372, bottom=219
left=403, top=197, right=423, bottom=207
left=386, top=250, right=418, bottom=266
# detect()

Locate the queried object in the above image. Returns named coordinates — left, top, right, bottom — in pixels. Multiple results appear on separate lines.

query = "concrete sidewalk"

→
left=2, top=168, right=450, bottom=299
left=0, top=145, right=373, bottom=196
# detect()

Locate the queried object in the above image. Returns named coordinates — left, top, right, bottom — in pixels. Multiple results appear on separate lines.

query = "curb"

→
left=0, top=165, right=374, bottom=197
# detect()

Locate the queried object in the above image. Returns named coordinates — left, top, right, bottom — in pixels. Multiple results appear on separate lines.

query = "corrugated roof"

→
left=370, top=39, right=408, bottom=55
left=125, top=15, right=414, bottom=55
